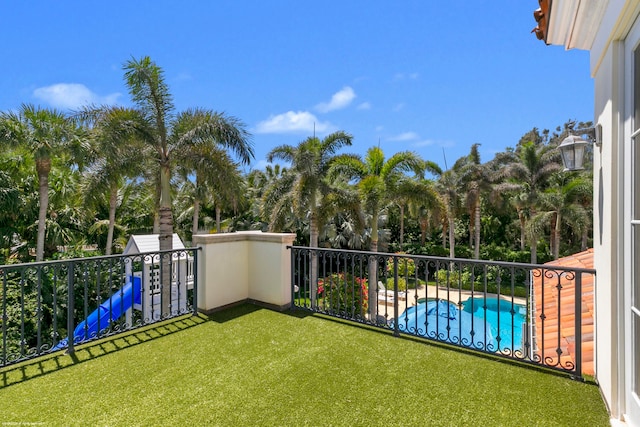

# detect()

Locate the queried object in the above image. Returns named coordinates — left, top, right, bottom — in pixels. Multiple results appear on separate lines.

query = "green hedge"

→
left=435, top=268, right=527, bottom=298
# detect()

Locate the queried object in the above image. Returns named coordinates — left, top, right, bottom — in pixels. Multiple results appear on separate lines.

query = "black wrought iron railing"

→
left=289, top=246, right=596, bottom=380
left=1, top=248, right=199, bottom=368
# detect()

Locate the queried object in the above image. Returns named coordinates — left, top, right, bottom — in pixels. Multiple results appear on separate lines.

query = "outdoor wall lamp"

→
left=558, top=124, right=602, bottom=171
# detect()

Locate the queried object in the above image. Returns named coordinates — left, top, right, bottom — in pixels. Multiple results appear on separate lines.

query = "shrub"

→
left=318, top=273, right=368, bottom=316
left=385, top=276, right=408, bottom=292
left=435, top=268, right=472, bottom=287
left=434, top=266, right=527, bottom=298
left=386, top=252, right=416, bottom=277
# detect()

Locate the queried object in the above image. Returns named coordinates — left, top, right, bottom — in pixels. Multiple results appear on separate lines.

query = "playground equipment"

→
left=123, top=233, right=194, bottom=323
left=55, top=234, right=194, bottom=349
left=53, top=277, right=143, bottom=350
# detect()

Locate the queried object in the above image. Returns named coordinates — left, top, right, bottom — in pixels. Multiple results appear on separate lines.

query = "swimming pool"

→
left=395, top=297, right=527, bottom=353
left=461, top=297, right=527, bottom=352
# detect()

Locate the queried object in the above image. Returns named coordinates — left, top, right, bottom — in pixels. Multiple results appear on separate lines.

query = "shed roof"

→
left=123, top=234, right=185, bottom=255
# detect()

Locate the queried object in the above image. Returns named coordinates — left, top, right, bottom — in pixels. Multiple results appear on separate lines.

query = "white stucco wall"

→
left=193, top=233, right=249, bottom=310
left=589, top=1, right=640, bottom=77
left=192, top=231, right=296, bottom=313
left=552, top=1, right=640, bottom=423
left=248, top=237, right=294, bottom=306
left=592, top=40, right=617, bottom=415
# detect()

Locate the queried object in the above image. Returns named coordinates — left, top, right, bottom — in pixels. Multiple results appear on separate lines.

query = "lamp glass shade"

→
left=558, top=135, right=588, bottom=171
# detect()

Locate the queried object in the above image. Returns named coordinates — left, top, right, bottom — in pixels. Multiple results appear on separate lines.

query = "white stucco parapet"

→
left=192, top=231, right=296, bottom=313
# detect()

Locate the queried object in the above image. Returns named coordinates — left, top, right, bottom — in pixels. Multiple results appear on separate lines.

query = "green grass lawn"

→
left=0, top=304, right=609, bottom=426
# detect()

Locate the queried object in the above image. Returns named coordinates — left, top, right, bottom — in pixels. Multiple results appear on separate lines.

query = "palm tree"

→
left=331, top=146, right=423, bottom=320
left=123, top=58, right=254, bottom=250
left=260, top=168, right=298, bottom=233
left=172, top=109, right=248, bottom=237
left=494, top=141, right=561, bottom=263
left=324, top=211, right=369, bottom=250
left=233, top=165, right=288, bottom=232
left=390, top=159, right=442, bottom=248
left=175, top=141, right=244, bottom=236
left=407, top=191, right=445, bottom=247
left=41, top=165, right=87, bottom=254
left=392, top=175, right=441, bottom=247
left=536, top=174, right=592, bottom=259
left=0, top=104, right=81, bottom=261
left=76, top=106, right=146, bottom=254
left=333, top=147, right=424, bottom=251
left=247, top=164, right=287, bottom=204
left=0, top=149, right=39, bottom=261
left=211, top=160, right=245, bottom=235
left=436, top=168, right=462, bottom=259
left=0, top=169, right=22, bottom=261
left=114, top=179, right=156, bottom=237
left=456, top=144, right=492, bottom=259
left=266, top=131, right=354, bottom=307
left=123, top=57, right=253, bottom=316
left=391, top=178, right=419, bottom=248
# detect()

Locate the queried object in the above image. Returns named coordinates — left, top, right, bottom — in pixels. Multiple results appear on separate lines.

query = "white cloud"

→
left=33, top=83, right=120, bottom=109
left=315, top=86, right=356, bottom=113
left=357, top=102, right=371, bottom=110
left=392, top=103, right=405, bottom=112
left=255, top=111, right=333, bottom=134
left=390, top=132, right=419, bottom=141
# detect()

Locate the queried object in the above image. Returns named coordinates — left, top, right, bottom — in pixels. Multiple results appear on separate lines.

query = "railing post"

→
left=574, top=272, right=583, bottom=380
left=36, top=266, right=43, bottom=355
left=310, top=249, right=317, bottom=310
left=289, top=247, right=295, bottom=306
left=393, top=256, right=399, bottom=337
left=2, top=269, right=7, bottom=365
left=192, top=249, right=198, bottom=315
left=66, top=260, right=75, bottom=355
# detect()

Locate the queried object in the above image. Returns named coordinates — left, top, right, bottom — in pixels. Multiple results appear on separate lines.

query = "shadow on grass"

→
left=287, top=305, right=598, bottom=385
left=205, top=303, right=264, bottom=323
left=0, top=314, right=208, bottom=389
left=206, top=302, right=315, bottom=323
left=0, top=303, right=306, bottom=390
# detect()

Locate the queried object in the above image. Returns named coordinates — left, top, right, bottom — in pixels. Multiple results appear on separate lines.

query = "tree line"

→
left=0, top=56, right=593, bottom=266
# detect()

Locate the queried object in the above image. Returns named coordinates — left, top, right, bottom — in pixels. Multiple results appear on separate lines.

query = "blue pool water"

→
left=461, top=297, right=527, bottom=351
left=395, top=297, right=527, bottom=352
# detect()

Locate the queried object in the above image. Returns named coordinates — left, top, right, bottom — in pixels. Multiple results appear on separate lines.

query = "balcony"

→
left=0, top=232, right=608, bottom=424
left=0, top=304, right=608, bottom=425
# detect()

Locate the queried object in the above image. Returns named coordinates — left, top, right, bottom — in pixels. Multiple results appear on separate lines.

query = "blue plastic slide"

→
left=54, top=276, right=142, bottom=350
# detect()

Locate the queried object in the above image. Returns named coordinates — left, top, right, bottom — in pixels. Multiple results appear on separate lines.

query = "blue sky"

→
left=1, top=1, right=592, bottom=171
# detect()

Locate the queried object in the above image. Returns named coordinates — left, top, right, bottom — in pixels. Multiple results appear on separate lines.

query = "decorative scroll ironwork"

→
left=289, top=246, right=595, bottom=380
left=0, top=247, right=200, bottom=368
